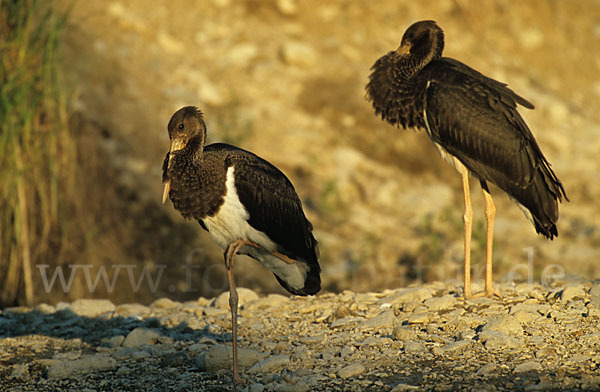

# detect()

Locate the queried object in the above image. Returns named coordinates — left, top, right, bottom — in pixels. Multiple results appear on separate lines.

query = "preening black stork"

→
left=366, top=20, right=567, bottom=298
left=162, top=107, right=321, bottom=383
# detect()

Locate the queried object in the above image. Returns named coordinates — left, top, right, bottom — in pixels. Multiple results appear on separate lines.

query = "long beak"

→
left=396, top=42, right=411, bottom=55
left=162, top=138, right=187, bottom=205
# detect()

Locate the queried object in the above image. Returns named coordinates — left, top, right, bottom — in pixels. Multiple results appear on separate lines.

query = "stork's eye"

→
left=178, top=123, right=184, bottom=130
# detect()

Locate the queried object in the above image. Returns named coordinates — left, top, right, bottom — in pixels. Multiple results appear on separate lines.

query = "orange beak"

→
left=162, top=138, right=187, bottom=204
left=397, top=42, right=411, bottom=55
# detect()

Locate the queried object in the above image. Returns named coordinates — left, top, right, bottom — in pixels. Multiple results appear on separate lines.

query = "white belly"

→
left=202, top=166, right=309, bottom=291
left=203, top=166, right=277, bottom=251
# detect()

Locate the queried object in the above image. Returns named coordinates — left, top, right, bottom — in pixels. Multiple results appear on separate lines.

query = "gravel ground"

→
left=1, top=276, right=600, bottom=391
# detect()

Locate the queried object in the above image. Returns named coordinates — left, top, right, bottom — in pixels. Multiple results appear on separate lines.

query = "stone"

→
left=122, top=328, right=159, bottom=347
left=279, top=41, right=317, bottom=68
left=479, top=331, right=523, bottom=350
left=201, top=345, right=263, bottom=371
left=514, top=360, right=542, bottom=373
left=560, top=285, right=586, bottom=302
left=392, top=326, right=417, bottom=341
left=359, top=309, right=395, bottom=330
left=113, top=303, right=151, bottom=318
left=10, top=363, right=29, bottom=379
left=298, top=334, right=325, bottom=345
left=337, top=362, right=365, bottom=379
left=440, top=339, right=470, bottom=353
left=249, top=383, right=266, bottom=392
left=404, top=341, right=425, bottom=354
left=476, top=363, right=497, bottom=376
left=481, top=315, right=524, bottom=336
left=248, top=354, right=290, bottom=374
left=68, top=299, right=115, bottom=318
left=407, top=312, right=429, bottom=324
left=379, top=288, right=435, bottom=305
left=424, top=295, right=457, bottom=311
left=47, top=355, right=117, bottom=379
left=391, top=383, right=420, bottom=391
left=150, top=297, right=180, bottom=309
left=213, top=288, right=259, bottom=309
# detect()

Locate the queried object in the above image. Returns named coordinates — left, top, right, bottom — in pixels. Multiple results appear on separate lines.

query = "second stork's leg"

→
left=480, top=183, right=502, bottom=298
left=461, top=170, right=474, bottom=299
left=224, top=239, right=251, bottom=385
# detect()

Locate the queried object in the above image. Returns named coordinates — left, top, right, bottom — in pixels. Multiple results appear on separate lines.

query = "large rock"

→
left=68, top=299, right=115, bottom=318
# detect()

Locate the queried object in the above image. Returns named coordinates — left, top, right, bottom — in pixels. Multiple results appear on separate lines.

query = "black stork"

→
left=162, top=106, right=321, bottom=383
left=366, top=20, right=567, bottom=298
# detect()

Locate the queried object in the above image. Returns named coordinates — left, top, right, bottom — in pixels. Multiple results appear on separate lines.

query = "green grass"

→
left=0, top=0, right=72, bottom=306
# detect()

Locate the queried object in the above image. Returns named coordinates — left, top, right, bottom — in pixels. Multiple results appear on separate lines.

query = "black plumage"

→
left=366, top=20, right=567, bottom=298
left=162, top=106, right=320, bottom=382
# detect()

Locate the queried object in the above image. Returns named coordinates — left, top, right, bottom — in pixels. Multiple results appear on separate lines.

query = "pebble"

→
left=47, top=355, right=117, bottom=379
left=479, top=331, right=523, bottom=350
left=514, top=360, right=542, bottom=373
left=392, top=326, right=417, bottom=341
left=122, top=328, right=159, bottom=347
left=68, top=299, right=115, bottom=318
left=279, top=41, right=317, bottom=68
left=248, top=355, right=290, bottom=374
left=481, top=314, right=524, bottom=336
left=150, top=297, right=180, bottom=309
left=424, top=295, right=457, bottom=311
left=476, top=363, right=498, bottom=376
left=380, top=287, right=434, bottom=305
left=213, top=288, right=260, bottom=309
left=359, top=309, right=395, bottom=330
left=560, top=285, right=586, bottom=302
left=403, top=341, right=425, bottom=354
left=337, top=362, right=366, bottom=379
left=201, top=345, right=264, bottom=371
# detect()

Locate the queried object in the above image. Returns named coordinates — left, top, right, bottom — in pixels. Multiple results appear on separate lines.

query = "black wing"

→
left=423, top=59, right=567, bottom=238
left=211, top=144, right=321, bottom=294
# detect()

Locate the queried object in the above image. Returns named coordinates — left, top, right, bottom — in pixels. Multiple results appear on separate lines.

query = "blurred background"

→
left=1, top=0, right=598, bottom=307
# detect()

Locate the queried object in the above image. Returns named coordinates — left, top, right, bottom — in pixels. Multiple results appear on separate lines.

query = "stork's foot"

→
left=232, top=370, right=245, bottom=386
left=468, top=287, right=502, bottom=299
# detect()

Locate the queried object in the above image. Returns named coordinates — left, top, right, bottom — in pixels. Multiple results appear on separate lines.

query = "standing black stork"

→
left=366, top=20, right=567, bottom=299
left=162, top=106, right=321, bottom=383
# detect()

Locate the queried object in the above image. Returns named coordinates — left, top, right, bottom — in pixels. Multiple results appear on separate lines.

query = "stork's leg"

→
left=480, top=185, right=502, bottom=298
left=224, top=239, right=252, bottom=385
left=461, top=170, right=474, bottom=299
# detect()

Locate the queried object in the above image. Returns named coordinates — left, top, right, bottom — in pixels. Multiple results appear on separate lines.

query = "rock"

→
left=113, top=303, right=151, bottom=318
left=122, top=328, right=159, bottom=347
left=391, top=383, right=420, bottom=391
left=337, top=362, right=365, bottom=379
left=392, top=326, right=417, bottom=341
left=440, top=339, right=470, bottom=354
left=509, top=302, right=551, bottom=317
left=481, top=315, right=523, bottom=336
left=47, top=355, right=117, bottom=379
left=279, top=41, right=317, bottom=68
left=407, top=312, right=430, bottom=324
left=404, top=341, right=425, bottom=354
left=10, top=363, right=29, bottom=379
left=213, top=288, right=259, bottom=309
left=201, top=345, right=263, bottom=371
left=424, top=295, right=457, bottom=311
left=298, top=334, right=325, bottom=345
left=514, top=360, right=542, bottom=373
left=359, top=309, right=395, bottom=330
left=330, top=316, right=363, bottom=329
left=248, top=354, right=290, bottom=374
left=102, top=335, right=125, bottom=348
left=34, top=303, right=56, bottom=314
left=249, top=383, right=265, bottom=392
left=380, top=288, right=435, bottom=305
left=68, top=299, right=115, bottom=318
left=479, top=331, right=523, bottom=350
left=560, top=285, right=586, bottom=302
left=476, top=363, right=497, bottom=376
left=150, top=297, right=180, bottom=309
